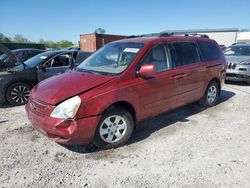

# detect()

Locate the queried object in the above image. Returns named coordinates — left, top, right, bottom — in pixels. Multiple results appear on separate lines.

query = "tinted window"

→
left=140, top=44, right=170, bottom=72
left=198, top=41, right=220, bottom=61
left=171, top=42, right=200, bottom=67
left=28, top=50, right=42, bottom=58
left=15, top=51, right=28, bottom=62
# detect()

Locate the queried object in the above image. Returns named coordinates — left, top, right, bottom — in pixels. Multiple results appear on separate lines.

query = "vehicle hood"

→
left=0, top=43, right=18, bottom=64
left=31, top=70, right=114, bottom=105
left=225, top=55, right=250, bottom=64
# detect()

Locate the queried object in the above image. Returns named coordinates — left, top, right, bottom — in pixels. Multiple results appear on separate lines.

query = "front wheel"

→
left=199, top=81, right=219, bottom=107
left=6, top=82, right=31, bottom=105
left=93, top=107, right=134, bottom=149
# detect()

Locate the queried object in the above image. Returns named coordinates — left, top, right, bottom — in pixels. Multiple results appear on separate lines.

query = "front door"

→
left=37, top=52, right=73, bottom=81
left=131, top=43, right=178, bottom=120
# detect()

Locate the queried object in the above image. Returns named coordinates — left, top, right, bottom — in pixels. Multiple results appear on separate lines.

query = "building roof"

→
left=161, top=28, right=239, bottom=34
left=112, top=35, right=212, bottom=45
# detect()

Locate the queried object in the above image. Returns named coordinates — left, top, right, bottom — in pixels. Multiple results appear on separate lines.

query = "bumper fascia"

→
left=225, top=68, right=250, bottom=82
left=25, top=104, right=101, bottom=145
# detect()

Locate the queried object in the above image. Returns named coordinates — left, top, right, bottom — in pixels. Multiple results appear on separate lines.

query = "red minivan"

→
left=26, top=34, right=226, bottom=149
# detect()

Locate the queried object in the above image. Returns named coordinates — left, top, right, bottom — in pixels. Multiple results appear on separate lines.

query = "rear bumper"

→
left=25, top=103, right=101, bottom=145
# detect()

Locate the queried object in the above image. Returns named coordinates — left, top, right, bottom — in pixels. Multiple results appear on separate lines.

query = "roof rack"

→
left=127, top=32, right=209, bottom=39
left=159, top=32, right=209, bottom=38
left=127, top=33, right=159, bottom=38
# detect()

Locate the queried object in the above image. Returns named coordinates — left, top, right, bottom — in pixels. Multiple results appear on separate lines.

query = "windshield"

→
left=76, top=42, right=144, bottom=75
left=0, top=53, right=7, bottom=61
left=23, top=52, right=55, bottom=67
left=224, top=45, right=250, bottom=56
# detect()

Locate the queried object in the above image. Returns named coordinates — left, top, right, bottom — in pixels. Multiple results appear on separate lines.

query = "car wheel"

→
left=93, top=107, right=134, bottom=149
left=199, top=81, right=219, bottom=107
left=247, top=80, right=250, bottom=85
left=6, top=82, right=31, bottom=105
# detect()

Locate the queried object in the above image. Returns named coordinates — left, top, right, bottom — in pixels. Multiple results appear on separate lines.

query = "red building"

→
left=80, top=33, right=127, bottom=52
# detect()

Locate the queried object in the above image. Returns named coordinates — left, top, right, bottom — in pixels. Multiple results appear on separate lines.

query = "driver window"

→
left=44, top=53, right=72, bottom=68
left=139, top=44, right=170, bottom=72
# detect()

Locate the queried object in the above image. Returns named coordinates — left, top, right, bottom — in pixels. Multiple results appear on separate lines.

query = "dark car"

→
left=0, top=50, right=92, bottom=105
left=26, top=34, right=226, bottom=149
left=0, top=48, right=44, bottom=71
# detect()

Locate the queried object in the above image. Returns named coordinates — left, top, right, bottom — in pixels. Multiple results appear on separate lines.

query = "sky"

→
left=0, top=0, right=250, bottom=43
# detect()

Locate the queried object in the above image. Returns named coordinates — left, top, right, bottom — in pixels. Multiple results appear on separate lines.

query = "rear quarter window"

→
left=198, top=41, right=221, bottom=61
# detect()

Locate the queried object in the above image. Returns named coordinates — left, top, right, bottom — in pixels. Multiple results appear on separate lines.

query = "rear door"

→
left=170, top=42, right=206, bottom=106
left=37, top=52, right=73, bottom=81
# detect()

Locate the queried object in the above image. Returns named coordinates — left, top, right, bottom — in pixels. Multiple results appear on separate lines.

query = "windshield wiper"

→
left=77, top=68, right=102, bottom=75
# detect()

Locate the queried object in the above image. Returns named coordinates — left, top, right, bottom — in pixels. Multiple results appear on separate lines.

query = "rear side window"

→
left=171, top=42, right=200, bottom=68
left=198, top=41, right=220, bottom=61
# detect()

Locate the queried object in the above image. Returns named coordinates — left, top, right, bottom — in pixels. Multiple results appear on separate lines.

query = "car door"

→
left=37, top=52, right=73, bottom=81
left=170, top=42, right=206, bottom=106
left=131, top=43, right=178, bottom=120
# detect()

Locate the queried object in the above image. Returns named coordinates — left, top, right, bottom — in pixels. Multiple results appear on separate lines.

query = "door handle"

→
left=170, top=73, right=187, bottom=80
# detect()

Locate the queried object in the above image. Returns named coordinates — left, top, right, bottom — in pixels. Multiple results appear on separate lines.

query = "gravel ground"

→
left=0, top=83, right=250, bottom=188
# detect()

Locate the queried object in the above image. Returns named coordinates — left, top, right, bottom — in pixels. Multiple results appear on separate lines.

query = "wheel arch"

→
left=5, top=80, right=35, bottom=100
left=208, top=77, right=221, bottom=96
left=101, top=101, right=137, bottom=127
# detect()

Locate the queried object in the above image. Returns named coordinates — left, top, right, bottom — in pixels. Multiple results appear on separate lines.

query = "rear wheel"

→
left=93, top=107, right=134, bottom=149
left=6, top=82, right=31, bottom=105
left=199, top=81, right=219, bottom=107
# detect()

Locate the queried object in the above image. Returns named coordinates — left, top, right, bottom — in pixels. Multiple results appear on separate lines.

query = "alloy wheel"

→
left=99, top=115, right=128, bottom=143
left=10, top=85, right=30, bottom=104
left=207, top=85, right=217, bottom=104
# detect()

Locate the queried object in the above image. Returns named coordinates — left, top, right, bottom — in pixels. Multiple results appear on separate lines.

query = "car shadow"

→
left=128, top=89, right=235, bottom=146
left=0, top=103, right=13, bottom=109
left=65, top=89, right=235, bottom=154
left=225, top=80, right=250, bottom=86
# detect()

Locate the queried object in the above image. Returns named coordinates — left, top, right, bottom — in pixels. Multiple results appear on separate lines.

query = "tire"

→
left=6, top=82, right=31, bottom=105
left=199, top=81, right=219, bottom=107
left=247, top=80, right=250, bottom=85
left=93, top=107, right=134, bottom=149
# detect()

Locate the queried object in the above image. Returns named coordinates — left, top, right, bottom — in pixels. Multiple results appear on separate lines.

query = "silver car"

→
left=224, top=44, right=250, bottom=85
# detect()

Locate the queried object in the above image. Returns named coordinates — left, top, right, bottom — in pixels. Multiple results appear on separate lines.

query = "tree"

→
left=58, top=40, right=74, bottom=48
left=38, top=39, right=74, bottom=48
left=0, top=33, right=12, bottom=43
left=13, top=34, right=30, bottom=43
left=94, top=28, right=106, bottom=34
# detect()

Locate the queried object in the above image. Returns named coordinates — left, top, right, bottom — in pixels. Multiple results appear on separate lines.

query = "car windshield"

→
left=23, top=51, right=56, bottom=67
left=0, top=53, right=7, bottom=60
left=224, top=45, right=250, bottom=56
left=76, top=42, right=144, bottom=75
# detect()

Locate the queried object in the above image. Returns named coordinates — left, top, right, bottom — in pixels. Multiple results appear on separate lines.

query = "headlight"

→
left=50, top=96, right=81, bottom=119
left=240, top=60, right=250, bottom=65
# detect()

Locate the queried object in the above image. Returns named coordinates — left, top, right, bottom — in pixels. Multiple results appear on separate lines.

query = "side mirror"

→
left=137, top=64, right=157, bottom=78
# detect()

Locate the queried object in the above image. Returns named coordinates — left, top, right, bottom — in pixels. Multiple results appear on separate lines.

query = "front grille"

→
left=227, top=62, right=237, bottom=69
left=226, top=73, right=248, bottom=78
left=29, top=99, right=54, bottom=116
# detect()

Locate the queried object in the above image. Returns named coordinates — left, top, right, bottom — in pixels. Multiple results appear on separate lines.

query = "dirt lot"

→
left=0, top=83, right=250, bottom=187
